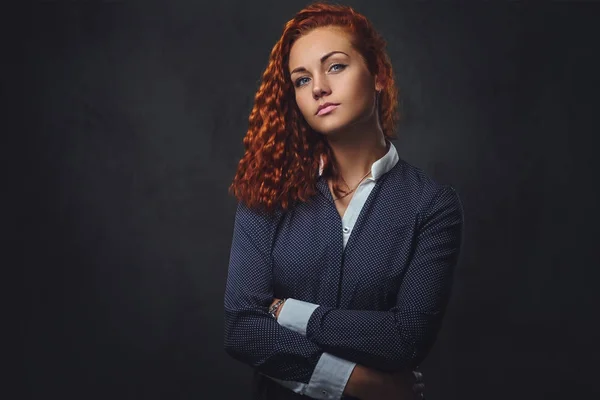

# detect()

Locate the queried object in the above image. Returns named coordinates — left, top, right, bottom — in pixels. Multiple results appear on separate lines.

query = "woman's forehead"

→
left=289, top=27, right=354, bottom=66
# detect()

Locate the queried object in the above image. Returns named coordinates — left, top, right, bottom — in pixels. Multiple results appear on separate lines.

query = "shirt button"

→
left=342, top=227, right=350, bottom=233
left=321, top=389, right=328, bottom=395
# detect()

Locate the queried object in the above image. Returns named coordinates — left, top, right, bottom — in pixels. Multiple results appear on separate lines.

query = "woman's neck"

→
left=326, top=129, right=388, bottom=185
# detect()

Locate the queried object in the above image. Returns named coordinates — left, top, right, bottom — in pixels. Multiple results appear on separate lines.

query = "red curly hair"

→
left=229, top=1, right=400, bottom=213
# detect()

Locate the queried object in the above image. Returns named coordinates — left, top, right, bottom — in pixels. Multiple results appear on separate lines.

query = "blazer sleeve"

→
left=224, top=201, right=325, bottom=383
left=305, top=185, right=465, bottom=371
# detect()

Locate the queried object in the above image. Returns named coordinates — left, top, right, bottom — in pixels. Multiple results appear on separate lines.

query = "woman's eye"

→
left=294, top=64, right=346, bottom=87
left=295, top=77, right=309, bottom=87
left=330, top=63, right=346, bottom=72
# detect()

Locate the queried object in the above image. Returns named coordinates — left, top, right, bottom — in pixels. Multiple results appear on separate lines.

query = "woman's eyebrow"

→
left=290, top=51, right=349, bottom=75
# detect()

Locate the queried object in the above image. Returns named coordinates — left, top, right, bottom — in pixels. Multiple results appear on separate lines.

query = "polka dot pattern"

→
left=224, top=156, right=464, bottom=398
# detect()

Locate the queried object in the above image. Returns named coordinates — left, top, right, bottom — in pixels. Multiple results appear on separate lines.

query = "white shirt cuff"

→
left=266, top=353, right=356, bottom=400
left=277, top=298, right=319, bottom=336
left=305, top=352, right=357, bottom=399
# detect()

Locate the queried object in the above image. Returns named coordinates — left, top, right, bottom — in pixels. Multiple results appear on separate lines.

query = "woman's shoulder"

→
left=384, top=157, right=460, bottom=211
left=233, top=200, right=285, bottom=231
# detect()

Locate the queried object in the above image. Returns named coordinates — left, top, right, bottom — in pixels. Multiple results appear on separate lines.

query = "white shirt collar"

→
left=318, top=140, right=399, bottom=180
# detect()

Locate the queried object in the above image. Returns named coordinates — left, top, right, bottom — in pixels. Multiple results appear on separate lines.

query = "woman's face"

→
left=288, top=26, right=381, bottom=137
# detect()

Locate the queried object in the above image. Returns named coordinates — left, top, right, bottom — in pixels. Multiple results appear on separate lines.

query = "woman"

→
left=224, top=2, right=464, bottom=399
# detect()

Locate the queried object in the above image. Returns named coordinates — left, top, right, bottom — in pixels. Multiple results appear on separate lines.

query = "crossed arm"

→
left=224, top=186, right=463, bottom=398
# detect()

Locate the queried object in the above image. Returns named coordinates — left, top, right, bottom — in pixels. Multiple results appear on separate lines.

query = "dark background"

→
left=10, top=1, right=599, bottom=399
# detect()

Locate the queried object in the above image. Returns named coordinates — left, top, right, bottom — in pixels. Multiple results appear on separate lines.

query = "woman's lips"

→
left=317, top=104, right=339, bottom=116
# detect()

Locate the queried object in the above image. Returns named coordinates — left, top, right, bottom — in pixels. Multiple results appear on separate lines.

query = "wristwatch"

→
left=268, top=298, right=286, bottom=319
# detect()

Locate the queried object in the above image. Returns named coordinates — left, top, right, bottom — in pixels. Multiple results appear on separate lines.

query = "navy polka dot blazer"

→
left=224, top=156, right=464, bottom=397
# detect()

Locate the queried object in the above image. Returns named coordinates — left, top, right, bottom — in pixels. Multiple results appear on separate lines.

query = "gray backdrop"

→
left=11, top=1, right=599, bottom=399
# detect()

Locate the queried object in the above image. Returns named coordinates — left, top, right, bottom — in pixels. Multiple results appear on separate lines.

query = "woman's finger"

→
left=412, top=370, right=423, bottom=383
left=413, top=383, right=425, bottom=392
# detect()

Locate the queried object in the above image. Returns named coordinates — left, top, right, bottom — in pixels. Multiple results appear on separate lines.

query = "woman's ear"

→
left=374, top=75, right=383, bottom=92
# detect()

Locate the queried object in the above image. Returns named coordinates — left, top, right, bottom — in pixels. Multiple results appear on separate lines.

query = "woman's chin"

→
left=311, top=121, right=347, bottom=137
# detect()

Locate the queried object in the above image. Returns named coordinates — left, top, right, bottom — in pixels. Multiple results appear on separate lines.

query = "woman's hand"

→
left=383, top=369, right=424, bottom=400
left=345, top=365, right=425, bottom=400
